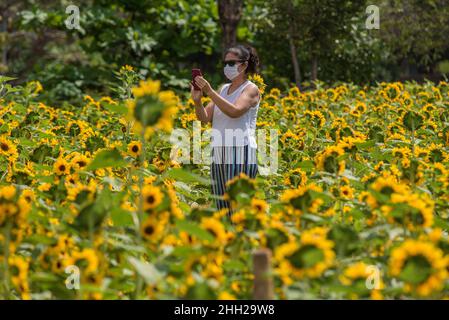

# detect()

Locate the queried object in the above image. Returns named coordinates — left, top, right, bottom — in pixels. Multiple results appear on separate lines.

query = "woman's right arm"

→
left=192, top=84, right=221, bottom=124
left=194, top=99, right=214, bottom=123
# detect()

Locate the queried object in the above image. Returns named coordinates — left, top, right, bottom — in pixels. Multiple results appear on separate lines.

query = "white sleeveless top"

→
left=211, top=80, right=260, bottom=148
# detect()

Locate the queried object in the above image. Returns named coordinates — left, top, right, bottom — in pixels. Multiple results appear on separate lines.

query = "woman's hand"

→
left=194, top=76, right=213, bottom=95
left=190, top=84, right=202, bottom=103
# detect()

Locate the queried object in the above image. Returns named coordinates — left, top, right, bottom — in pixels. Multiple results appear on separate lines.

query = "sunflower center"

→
left=206, top=227, right=218, bottom=238
left=10, top=266, right=20, bottom=277
left=132, top=145, right=139, bottom=152
left=289, top=245, right=324, bottom=269
left=144, top=225, right=155, bottom=235
left=399, top=255, right=432, bottom=285
left=146, top=195, right=155, bottom=204
left=380, top=186, right=394, bottom=196
left=0, top=143, right=9, bottom=151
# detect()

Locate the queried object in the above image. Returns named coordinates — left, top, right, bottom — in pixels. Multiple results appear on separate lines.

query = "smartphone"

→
left=191, top=69, right=202, bottom=90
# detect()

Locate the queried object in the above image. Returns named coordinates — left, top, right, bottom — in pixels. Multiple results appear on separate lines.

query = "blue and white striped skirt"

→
left=211, top=145, right=258, bottom=212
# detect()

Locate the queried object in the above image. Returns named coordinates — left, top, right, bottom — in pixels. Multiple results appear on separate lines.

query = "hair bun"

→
left=224, top=44, right=260, bottom=75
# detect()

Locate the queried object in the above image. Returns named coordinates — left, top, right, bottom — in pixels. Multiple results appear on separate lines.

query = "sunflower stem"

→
left=133, top=127, right=147, bottom=299
left=2, top=221, right=11, bottom=299
left=410, top=128, right=416, bottom=189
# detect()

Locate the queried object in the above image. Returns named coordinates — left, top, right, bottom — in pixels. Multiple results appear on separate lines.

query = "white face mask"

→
left=224, top=64, right=241, bottom=80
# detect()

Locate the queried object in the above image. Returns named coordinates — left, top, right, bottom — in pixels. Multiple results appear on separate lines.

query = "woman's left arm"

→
left=194, top=76, right=259, bottom=118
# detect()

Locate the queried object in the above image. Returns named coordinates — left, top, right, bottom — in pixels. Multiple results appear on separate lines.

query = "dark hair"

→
left=224, top=44, right=259, bottom=75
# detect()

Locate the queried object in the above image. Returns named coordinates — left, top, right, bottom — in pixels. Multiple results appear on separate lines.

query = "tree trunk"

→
left=289, top=35, right=301, bottom=89
left=286, top=0, right=301, bottom=89
left=311, top=53, right=318, bottom=82
left=217, top=0, right=243, bottom=49
left=1, top=19, right=7, bottom=69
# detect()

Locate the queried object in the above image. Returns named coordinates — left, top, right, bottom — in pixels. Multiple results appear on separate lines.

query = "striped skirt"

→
left=211, top=145, right=258, bottom=213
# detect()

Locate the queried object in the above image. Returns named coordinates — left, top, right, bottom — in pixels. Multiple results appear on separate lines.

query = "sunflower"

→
left=200, top=252, right=226, bottom=283
left=281, top=96, right=295, bottom=109
left=281, top=183, right=323, bottom=215
left=370, top=175, right=408, bottom=200
left=67, top=181, right=97, bottom=204
left=141, top=216, right=165, bottom=242
left=71, top=154, right=90, bottom=170
left=8, top=255, right=30, bottom=299
left=223, top=172, right=257, bottom=205
left=51, top=253, right=70, bottom=274
left=0, top=184, right=16, bottom=200
left=128, top=141, right=142, bottom=158
left=274, top=228, right=335, bottom=282
left=200, top=217, right=228, bottom=246
left=288, top=86, right=300, bottom=98
left=427, top=143, right=445, bottom=163
left=0, top=135, right=18, bottom=161
left=340, top=185, right=354, bottom=199
left=141, top=185, right=163, bottom=211
left=269, top=88, right=281, bottom=97
left=54, top=157, right=70, bottom=175
left=284, top=168, right=307, bottom=187
left=251, top=198, right=268, bottom=214
left=248, top=74, right=266, bottom=95
left=389, top=240, right=447, bottom=296
left=380, top=83, right=401, bottom=101
left=68, top=248, right=100, bottom=275
left=66, top=120, right=88, bottom=137
left=381, top=191, right=434, bottom=230
left=326, top=88, right=339, bottom=101
left=304, top=110, right=326, bottom=127
left=179, top=231, right=197, bottom=246
left=358, top=191, right=378, bottom=212
left=65, top=173, right=80, bottom=186
left=337, top=136, right=366, bottom=154
left=166, top=182, right=184, bottom=219
left=0, top=186, right=31, bottom=226
left=280, top=129, right=301, bottom=145
left=230, top=209, right=246, bottom=231
left=339, top=262, right=384, bottom=299
left=20, top=189, right=35, bottom=204
left=127, top=79, right=178, bottom=139
left=315, top=145, right=345, bottom=174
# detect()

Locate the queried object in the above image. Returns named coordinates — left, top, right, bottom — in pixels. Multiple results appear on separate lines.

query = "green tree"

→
left=379, top=0, right=449, bottom=80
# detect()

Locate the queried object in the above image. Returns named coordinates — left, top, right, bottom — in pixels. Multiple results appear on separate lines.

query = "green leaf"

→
left=355, top=140, right=375, bottom=149
left=223, top=259, right=246, bottom=271
left=0, top=76, right=16, bottom=83
left=128, top=257, right=164, bottom=285
left=434, top=216, right=449, bottom=230
left=86, top=149, right=127, bottom=171
left=399, top=256, right=431, bottom=285
left=289, top=245, right=324, bottom=268
left=185, top=282, right=216, bottom=299
left=171, top=246, right=197, bottom=258
left=102, top=102, right=128, bottom=115
left=164, top=168, right=209, bottom=185
left=175, top=219, right=214, bottom=242
left=110, top=208, right=134, bottom=227
left=296, top=160, right=315, bottom=172
left=402, top=111, right=423, bottom=131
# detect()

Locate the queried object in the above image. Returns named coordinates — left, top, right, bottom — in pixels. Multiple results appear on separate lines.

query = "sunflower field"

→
left=1, top=69, right=449, bottom=300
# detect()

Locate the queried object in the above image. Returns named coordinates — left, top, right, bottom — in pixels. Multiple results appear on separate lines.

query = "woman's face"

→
left=224, top=52, right=247, bottom=73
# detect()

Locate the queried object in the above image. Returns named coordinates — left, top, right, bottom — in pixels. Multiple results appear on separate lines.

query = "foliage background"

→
left=1, top=0, right=449, bottom=105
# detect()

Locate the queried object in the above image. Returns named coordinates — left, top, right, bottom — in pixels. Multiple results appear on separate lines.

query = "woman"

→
left=191, top=44, right=261, bottom=213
